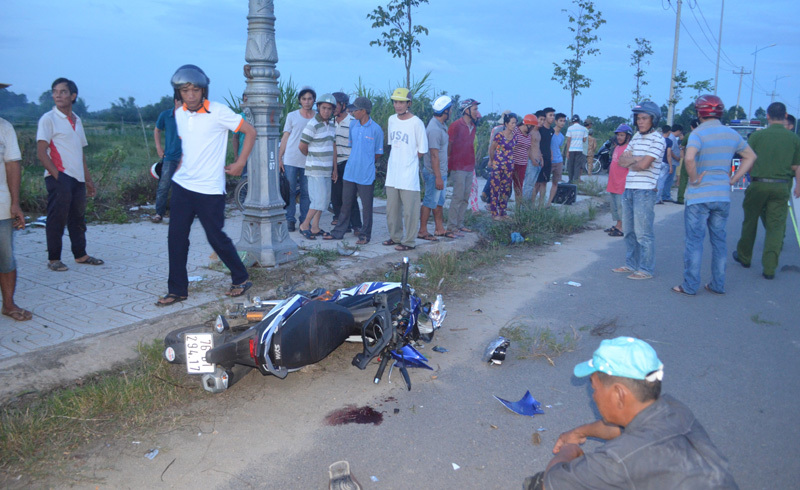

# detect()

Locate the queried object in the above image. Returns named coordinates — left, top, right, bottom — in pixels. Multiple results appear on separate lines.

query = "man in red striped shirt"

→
left=37, top=78, right=103, bottom=272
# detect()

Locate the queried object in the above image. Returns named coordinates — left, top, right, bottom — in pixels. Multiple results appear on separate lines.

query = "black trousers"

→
left=331, top=180, right=372, bottom=240
left=45, top=174, right=87, bottom=261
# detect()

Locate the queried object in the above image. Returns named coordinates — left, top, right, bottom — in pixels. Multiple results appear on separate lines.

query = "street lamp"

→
left=748, top=43, right=776, bottom=119
left=237, top=0, right=299, bottom=266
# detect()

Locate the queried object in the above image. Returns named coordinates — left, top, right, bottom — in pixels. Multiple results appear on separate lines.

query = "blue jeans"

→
left=660, top=164, right=677, bottom=201
left=155, top=159, right=179, bottom=216
left=283, top=165, right=309, bottom=225
left=683, top=201, right=730, bottom=294
left=422, top=167, right=447, bottom=209
left=622, top=188, right=656, bottom=274
left=522, top=160, right=541, bottom=200
left=167, top=183, right=248, bottom=297
left=0, top=219, right=16, bottom=273
left=656, top=163, right=670, bottom=200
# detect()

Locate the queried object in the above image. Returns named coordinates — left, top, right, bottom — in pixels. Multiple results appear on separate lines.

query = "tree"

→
left=726, top=105, right=746, bottom=121
left=367, top=0, right=429, bottom=89
left=551, top=0, right=606, bottom=116
left=628, top=37, right=653, bottom=104
left=688, top=79, right=713, bottom=98
left=668, top=70, right=688, bottom=109
left=754, top=107, right=767, bottom=124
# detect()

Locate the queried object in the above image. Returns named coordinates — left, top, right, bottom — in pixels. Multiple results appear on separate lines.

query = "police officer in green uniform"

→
left=733, top=102, right=800, bottom=279
left=675, top=118, right=699, bottom=205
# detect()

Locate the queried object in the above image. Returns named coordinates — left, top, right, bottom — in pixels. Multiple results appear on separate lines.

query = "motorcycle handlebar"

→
left=374, top=353, right=390, bottom=384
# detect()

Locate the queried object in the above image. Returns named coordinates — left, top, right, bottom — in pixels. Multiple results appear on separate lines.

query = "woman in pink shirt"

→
left=605, top=124, right=633, bottom=236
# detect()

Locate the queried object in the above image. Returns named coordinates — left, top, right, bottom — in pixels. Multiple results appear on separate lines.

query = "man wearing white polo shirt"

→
left=157, top=65, right=256, bottom=306
left=37, top=77, right=103, bottom=272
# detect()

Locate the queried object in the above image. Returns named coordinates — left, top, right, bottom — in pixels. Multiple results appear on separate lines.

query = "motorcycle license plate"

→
left=185, top=333, right=215, bottom=374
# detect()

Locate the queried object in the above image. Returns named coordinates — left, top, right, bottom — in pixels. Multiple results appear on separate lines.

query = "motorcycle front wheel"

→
left=234, top=178, right=248, bottom=211
left=584, top=158, right=602, bottom=174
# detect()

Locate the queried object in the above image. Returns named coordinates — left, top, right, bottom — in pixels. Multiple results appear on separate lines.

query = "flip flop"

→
left=47, top=260, right=68, bottom=272
left=2, top=308, right=32, bottom=321
left=704, top=284, right=724, bottom=295
left=417, top=233, right=439, bottom=241
left=299, top=228, right=316, bottom=240
left=75, top=256, right=104, bottom=265
left=608, top=227, right=624, bottom=237
left=226, top=281, right=253, bottom=297
left=156, top=293, right=188, bottom=306
left=459, top=227, right=474, bottom=233
left=394, top=244, right=415, bottom=251
left=311, top=228, right=328, bottom=237
left=671, top=285, right=695, bottom=296
left=612, top=266, right=635, bottom=273
left=627, top=271, right=653, bottom=280
left=434, top=231, right=458, bottom=239
left=382, top=239, right=397, bottom=246
left=356, top=237, right=370, bottom=245
left=604, top=226, right=616, bottom=233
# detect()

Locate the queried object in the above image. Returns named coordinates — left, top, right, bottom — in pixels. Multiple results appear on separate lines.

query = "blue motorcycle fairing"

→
left=331, top=282, right=402, bottom=301
left=494, top=390, right=545, bottom=417
left=390, top=344, right=433, bottom=370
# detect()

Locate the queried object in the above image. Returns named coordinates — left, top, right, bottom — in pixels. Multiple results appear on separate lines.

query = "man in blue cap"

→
left=524, top=337, right=737, bottom=489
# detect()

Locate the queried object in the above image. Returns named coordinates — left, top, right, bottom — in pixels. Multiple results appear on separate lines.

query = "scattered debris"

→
left=490, top=424, right=498, bottom=430
left=393, top=408, right=400, bottom=414
left=160, top=458, right=176, bottom=482
left=510, top=232, right=525, bottom=244
left=413, top=272, right=427, bottom=278
left=432, top=346, right=449, bottom=353
left=371, top=476, right=379, bottom=482
left=590, top=318, right=619, bottom=337
left=566, top=281, right=581, bottom=287
left=452, top=463, right=461, bottom=471
left=132, top=441, right=141, bottom=444
left=450, top=328, right=468, bottom=331
left=494, top=390, right=545, bottom=417
left=144, top=449, right=159, bottom=460
left=531, top=433, right=542, bottom=445
left=482, top=336, right=510, bottom=365
left=328, top=461, right=362, bottom=489
left=473, top=308, right=483, bottom=313
left=537, top=427, right=547, bottom=432
left=554, top=241, right=561, bottom=245
left=188, top=276, right=203, bottom=282
left=337, top=242, right=356, bottom=256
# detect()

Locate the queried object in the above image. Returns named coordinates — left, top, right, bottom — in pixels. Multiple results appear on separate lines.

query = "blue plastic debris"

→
left=432, top=346, right=449, bottom=353
left=494, top=390, right=545, bottom=417
left=510, top=232, right=525, bottom=244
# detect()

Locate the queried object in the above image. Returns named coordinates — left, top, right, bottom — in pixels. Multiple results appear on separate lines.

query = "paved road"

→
left=71, top=189, right=798, bottom=489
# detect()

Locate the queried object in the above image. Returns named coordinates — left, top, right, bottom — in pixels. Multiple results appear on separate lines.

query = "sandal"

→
left=608, top=227, right=624, bottom=237
left=612, top=266, right=635, bottom=273
left=312, top=228, right=328, bottom=237
left=156, top=293, right=188, bottom=306
left=382, top=239, right=397, bottom=246
left=299, top=228, right=316, bottom=240
left=459, top=227, right=474, bottom=233
left=394, top=244, right=415, bottom=251
left=627, top=271, right=653, bottom=280
left=671, top=285, right=695, bottom=296
left=48, top=260, right=69, bottom=272
left=356, top=237, right=370, bottom=245
left=604, top=226, right=616, bottom=233
left=323, top=233, right=342, bottom=241
left=226, top=281, right=253, bottom=297
left=2, top=307, right=32, bottom=321
left=318, top=232, right=333, bottom=239
left=417, top=233, right=439, bottom=241
left=76, top=256, right=104, bottom=266
left=704, top=283, right=724, bottom=295
left=151, top=214, right=163, bottom=223
left=434, top=231, right=458, bottom=239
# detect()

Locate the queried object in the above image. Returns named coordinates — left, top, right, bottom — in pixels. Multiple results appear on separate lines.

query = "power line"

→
left=692, top=1, right=740, bottom=68
left=687, top=4, right=736, bottom=70
left=669, top=1, right=717, bottom=66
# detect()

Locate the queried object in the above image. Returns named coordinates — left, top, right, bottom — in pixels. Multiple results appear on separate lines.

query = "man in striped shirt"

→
left=298, top=93, right=337, bottom=239
left=613, top=101, right=665, bottom=280
left=672, top=95, right=755, bottom=295
left=331, top=92, right=360, bottom=232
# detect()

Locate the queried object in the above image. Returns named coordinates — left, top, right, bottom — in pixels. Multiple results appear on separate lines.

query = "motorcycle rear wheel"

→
left=583, top=158, right=602, bottom=174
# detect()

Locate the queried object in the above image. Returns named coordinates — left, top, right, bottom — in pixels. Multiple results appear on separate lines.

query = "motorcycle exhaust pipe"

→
left=200, top=364, right=253, bottom=394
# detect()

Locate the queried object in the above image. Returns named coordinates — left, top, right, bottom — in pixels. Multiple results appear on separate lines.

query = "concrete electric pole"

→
left=667, top=0, right=682, bottom=126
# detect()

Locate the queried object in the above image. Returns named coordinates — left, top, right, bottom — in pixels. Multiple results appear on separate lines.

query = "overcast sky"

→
left=4, top=0, right=799, bottom=120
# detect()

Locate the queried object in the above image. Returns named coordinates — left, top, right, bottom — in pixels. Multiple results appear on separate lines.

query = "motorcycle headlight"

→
left=429, top=294, right=446, bottom=330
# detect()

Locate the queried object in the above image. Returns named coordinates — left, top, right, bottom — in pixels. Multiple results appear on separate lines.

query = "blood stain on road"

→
left=325, top=405, right=384, bottom=426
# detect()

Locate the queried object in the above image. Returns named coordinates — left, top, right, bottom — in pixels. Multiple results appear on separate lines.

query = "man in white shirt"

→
left=36, top=77, right=102, bottom=272
left=382, top=88, right=428, bottom=251
left=564, top=115, right=588, bottom=184
left=157, top=65, right=256, bottom=306
left=0, top=101, right=31, bottom=321
left=279, top=86, right=316, bottom=232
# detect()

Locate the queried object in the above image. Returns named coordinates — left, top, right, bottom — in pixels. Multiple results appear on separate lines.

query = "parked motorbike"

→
left=163, top=258, right=446, bottom=393
left=583, top=138, right=614, bottom=174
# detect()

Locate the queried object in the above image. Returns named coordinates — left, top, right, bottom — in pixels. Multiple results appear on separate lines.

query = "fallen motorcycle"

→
left=163, top=258, right=446, bottom=393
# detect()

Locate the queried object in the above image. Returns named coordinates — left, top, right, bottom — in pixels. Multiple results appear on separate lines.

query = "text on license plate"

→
left=185, top=333, right=215, bottom=373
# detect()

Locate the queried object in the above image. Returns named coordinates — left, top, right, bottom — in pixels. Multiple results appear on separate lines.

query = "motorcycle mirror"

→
left=214, top=315, right=230, bottom=333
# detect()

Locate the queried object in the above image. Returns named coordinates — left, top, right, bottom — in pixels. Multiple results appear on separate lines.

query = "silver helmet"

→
left=170, top=64, right=210, bottom=90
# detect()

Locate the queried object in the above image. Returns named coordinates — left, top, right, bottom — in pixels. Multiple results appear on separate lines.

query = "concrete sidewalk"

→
left=0, top=176, right=601, bottom=399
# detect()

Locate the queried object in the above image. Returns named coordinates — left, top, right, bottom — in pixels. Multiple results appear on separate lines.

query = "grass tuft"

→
left=499, top=321, right=580, bottom=366
left=0, top=341, right=202, bottom=476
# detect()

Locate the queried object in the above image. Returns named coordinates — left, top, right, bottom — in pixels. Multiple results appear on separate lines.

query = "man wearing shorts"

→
left=0, top=108, right=31, bottom=321
left=298, top=93, right=337, bottom=240
left=418, top=95, right=452, bottom=241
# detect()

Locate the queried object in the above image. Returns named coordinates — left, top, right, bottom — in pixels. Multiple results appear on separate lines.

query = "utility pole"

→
left=714, top=0, right=725, bottom=94
left=767, top=90, right=779, bottom=103
left=733, top=67, right=751, bottom=117
left=667, top=0, right=682, bottom=126
left=749, top=43, right=777, bottom=118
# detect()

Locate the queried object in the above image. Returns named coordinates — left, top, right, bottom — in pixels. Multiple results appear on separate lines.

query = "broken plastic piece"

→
left=494, top=390, right=545, bottom=417
left=328, top=461, right=362, bottom=489
left=566, top=281, right=581, bottom=287
left=432, top=346, right=449, bottom=353
left=371, top=476, right=379, bottom=482
left=145, top=449, right=159, bottom=460
left=554, top=241, right=562, bottom=245
left=482, top=336, right=511, bottom=365
left=452, top=463, right=461, bottom=471
left=510, top=232, right=524, bottom=244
